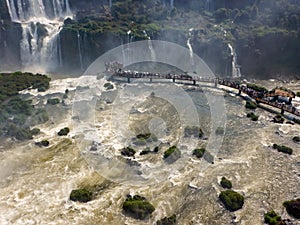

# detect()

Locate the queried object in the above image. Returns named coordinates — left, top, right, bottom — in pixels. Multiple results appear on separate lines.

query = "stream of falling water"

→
left=228, top=43, right=241, bottom=78
left=187, top=28, right=194, bottom=67
left=5, top=0, right=73, bottom=73
left=0, top=76, right=299, bottom=225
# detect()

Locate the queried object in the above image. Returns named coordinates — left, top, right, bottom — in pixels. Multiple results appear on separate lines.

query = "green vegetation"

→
left=133, top=133, right=158, bottom=146
left=296, top=92, right=300, bottom=97
left=164, top=146, right=180, bottom=159
left=104, top=82, right=114, bottom=90
left=292, top=136, right=300, bottom=143
left=283, top=199, right=300, bottom=219
left=220, top=177, right=232, bottom=189
left=219, top=190, right=244, bottom=212
left=272, top=144, right=293, bottom=155
left=215, top=127, right=224, bottom=135
left=30, top=128, right=40, bottom=136
left=264, top=210, right=282, bottom=225
left=156, top=214, right=176, bottom=225
left=35, top=140, right=49, bottom=147
left=0, top=72, right=50, bottom=140
left=273, top=114, right=284, bottom=124
left=57, top=127, right=70, bottom=136
left=193, top=148, right=205, bottom=158
left=140, top=147, right=151, bottom=155
left=245, top=100, right=257, bottom=109
left=247, top=112, right=259, bottom=121
left=247, top=83, right=268, bottom=92
left=121, top=146, right=136, bottom=157
left=122, top=195, right=155, bottom=220
left=47, top=98, right=60, bottom=105
left=70, top=188, right=93, bottom=203
left=184, top=126, right=204, bottom=138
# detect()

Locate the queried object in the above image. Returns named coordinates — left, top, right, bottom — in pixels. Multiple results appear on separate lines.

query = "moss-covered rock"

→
left=104, top=82, right=114, bottom=90
left=121, top=146, right=136, bottom=157
left=219, top=190, right=244, bottom=212
left=184, top=126, right=204, bottom=138
left=283, top=199, right=300, bottom=219
left=47, top=98, right=60, bottom=105
left=70, top=188, right=93, bottom=203
left=193, top=148, right=205, bottom=158
left=220, top=177, right=232, bottom=189
left=292, top=136, right=300, bottom=143
left=273, top=144, right=293, bottom=155
left=273, top=114, right=284, bottom=124
left=140, top=147, right=151, bottom=155
left=264, top=210, right=282, bottom=225
left=247, top=112, right=259, bottom=121
left=35, top=140, right=49, bottom=147
left=57, top=127, right=70, bottom=136
left=163, top=146, right=181, bottom=163
left=156, top=214, right=176, bottom=225
left=245, top=100, right=257, bottom=109
left=122, top=195, right=155, bottom=220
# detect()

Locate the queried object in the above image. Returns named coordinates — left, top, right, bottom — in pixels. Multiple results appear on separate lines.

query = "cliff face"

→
left=0, top=0, right=299, bottom=79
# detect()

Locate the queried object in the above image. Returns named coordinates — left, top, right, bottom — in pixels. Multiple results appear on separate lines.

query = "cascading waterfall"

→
left=126, top=30, right=133, bottom=65
left=170, top=0, right=174, bottom=8
left=187, top=28, right=194, bottom=67
left=109, top=0, right=112, bottom=9
left=77, top=31, right=84, bottom=71
left=228, top=43, right=241, bottom=78
left=143, top=30, right=156, bottom=62
left=5, top=0, right=73, bottom=73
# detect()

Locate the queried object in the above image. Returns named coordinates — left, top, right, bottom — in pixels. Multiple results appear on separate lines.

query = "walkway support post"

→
left=193, top=80, right=196, bottom=85
left=214, top=78, right=218, bottom=87
left=173, top=78, right=175, bottom=82
left=281, top=104, right=285, bottom=115
left=150, top=78, right=152, bottom=83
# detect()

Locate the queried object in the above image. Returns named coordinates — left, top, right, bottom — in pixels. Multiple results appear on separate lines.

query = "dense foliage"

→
left=0, top=72, right=50, bottom=140
left=219, top=190, right=244, bottom=212
left=247, top=112, right=259, bottom=121
left=272, top=144, right=293, bottom=155
left=264, top=210, right=282, bottom=225
left=156, top=214, right=176, bottom=225
left=70, top=188, right=93, bottom=203
left=220, top=177, right=232, bottom=189
left=245, top=100, right=257, bottom=109
left=122, top=195, right=155, bottom=220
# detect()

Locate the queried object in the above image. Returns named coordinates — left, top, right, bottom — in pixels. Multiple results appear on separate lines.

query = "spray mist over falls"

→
left=5, top=0, right=73, bottom=73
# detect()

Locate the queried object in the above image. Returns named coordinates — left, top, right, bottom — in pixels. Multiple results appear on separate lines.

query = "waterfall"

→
left=228, top=43, right=241, bottom=78
left=187, top=28, right=194, bottom=67
left=109, top=0, right=112, bottom=9
left=77, top=31, right=84, bottom=71
left=143, top=30, right=156, bottom=62
left=5, top=0, right=73, bottom=73
left=170, top=0, right=174, bottom=8
left=126, top=30, right=133, bottom=65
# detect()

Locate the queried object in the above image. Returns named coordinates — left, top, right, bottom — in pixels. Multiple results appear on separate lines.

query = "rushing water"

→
left=0, top=76, right=299, bottom=224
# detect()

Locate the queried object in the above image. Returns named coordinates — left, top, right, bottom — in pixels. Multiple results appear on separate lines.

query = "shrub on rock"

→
left=292, top=136, right=300, bottom=143
left=140, top=147, right=151, bottom=155
left=184, top=126, right=204, bottom=138
left=247, top=112, right=259, bottom=121
left=245, top=100, right=257, bottom=109
left=273, top=114, right=284, bottom=124
left=164, top=146, right=181, bottom=163
left=193, top=148, right=205, bottom=158
left=273, top=144, right=293, bottom=155
left=220, top=177, right=232, bottom=189
left=70, top=188, right=93, bottom=203
left=283, top=199, right=300, bottom=219
left=122, top=195, right=155, bottom=220
left=219, top=190, right=244, bottom=212
left=104, top=82, right=114, bottom=90
left=264, top=210, right=282, bottom=225
left=121, top=147, right=136, bottom=157
left=35, top=140, right=49, bottom=147
left=58, top=127, right=70, bottom=136
left=156, top=214, right=176, bottom=225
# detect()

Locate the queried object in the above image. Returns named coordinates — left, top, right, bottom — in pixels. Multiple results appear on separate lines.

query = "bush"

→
left=272, top=144, right=293, bottom=155
left=47, top=98, right=60, bottom=105
left=296, top=92, right=300, bottom=97
left=292, top=136, right=300, bottom=143
left=30, top=128, right=40, bottom=136
left=164, top=146, right=181, bottom=163
left=35, top=140, right=49, bottom=147
left=184, top=126, right=204, bottom=138
left=264, top=210, right=282, bottom=225
left=245, top=100, right=257, bottom=109
left=247, top=83, right=268, bottom=92
left=121, top=147, right=136, bottom=157
left=57, top=127, right=70, bottom=136
left=104, top=82, right=114, bottom=90
left=219, top=190, right=244, bottom=212
left=193, top=148, right=205, bottom=158
left=283, top=199, right=300, bottom=219
left=70, top=188, right=93, bottom=203
left=156, top=214, right=176, bottom=225
left=247, top=112, right=259, bottom=121
left=122, top=195, right=155, bottom=220
left=220, top=177, right=232, bottom=189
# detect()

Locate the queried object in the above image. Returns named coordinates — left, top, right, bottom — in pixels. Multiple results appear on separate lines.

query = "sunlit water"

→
left=0, top=77, right=299, bottom=225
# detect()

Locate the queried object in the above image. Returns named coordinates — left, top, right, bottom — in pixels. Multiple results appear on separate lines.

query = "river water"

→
left=0, top=76, right=299, bottom=225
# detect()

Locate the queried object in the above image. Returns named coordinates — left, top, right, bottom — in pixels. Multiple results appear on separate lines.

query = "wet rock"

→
left=121, top=147, right=136, bottom=157
left=273, top=144, right=293, bottom=155
left=35, top=140, right=49, bottom=147
left=264, top=210, right=281, bottom=225
left=163, top=146, right=181, bottom=164
left=57, top=127, right=70, bottom=136
left=283, top=199, right=300, bottom=219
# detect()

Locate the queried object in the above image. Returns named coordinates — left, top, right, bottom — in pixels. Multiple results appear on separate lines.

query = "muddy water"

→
left=0, top=78, right=299, bottom=225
